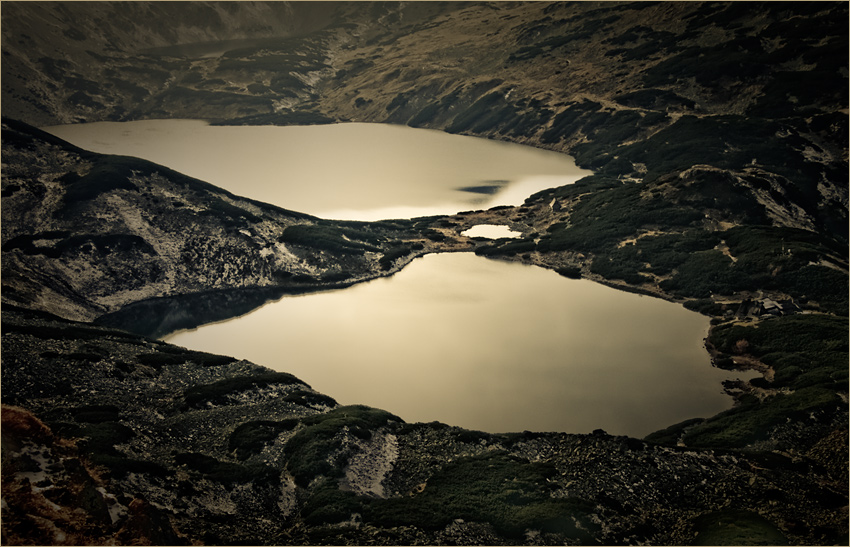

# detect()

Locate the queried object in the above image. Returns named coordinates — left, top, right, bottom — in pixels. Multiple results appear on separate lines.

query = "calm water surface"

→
left=42, top=120, right=589, bottom=220
left=167, top=253, right=751, bottom=436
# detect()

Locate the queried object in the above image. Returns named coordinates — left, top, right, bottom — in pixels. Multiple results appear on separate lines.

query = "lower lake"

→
left=166, top=252, right=751, bottom=437
left=43, top=120, right=755, bottom=436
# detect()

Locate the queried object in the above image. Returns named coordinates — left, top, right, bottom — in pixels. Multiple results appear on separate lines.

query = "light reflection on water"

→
left=167, top=253, right=754, bottom=436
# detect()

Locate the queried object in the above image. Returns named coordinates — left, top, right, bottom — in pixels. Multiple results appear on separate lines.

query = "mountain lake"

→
left=42, top=120, right=757, bottom=436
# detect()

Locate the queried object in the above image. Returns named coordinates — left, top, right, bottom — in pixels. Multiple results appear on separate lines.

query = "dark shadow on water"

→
left=94, top=283, right=352, bottom=339
left=456, top=180, right=509, bottom=195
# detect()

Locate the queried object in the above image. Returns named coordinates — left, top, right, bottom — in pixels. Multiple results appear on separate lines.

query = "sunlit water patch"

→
left=461, top=225, right=523, bottom=238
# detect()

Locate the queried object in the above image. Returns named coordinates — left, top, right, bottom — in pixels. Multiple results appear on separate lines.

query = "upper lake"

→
left=42, top=120, right=590, bottom=220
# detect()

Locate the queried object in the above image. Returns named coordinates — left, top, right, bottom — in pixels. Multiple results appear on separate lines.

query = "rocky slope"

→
left=0, top=118, right=473, bottom=329
left=2, top=1, right=848, bottom=545
left=4, top=1, right=847, bottom=308
left=3, top=305, right=847, bottom=545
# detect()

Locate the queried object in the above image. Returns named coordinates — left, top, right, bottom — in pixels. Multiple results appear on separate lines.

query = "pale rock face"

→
left=341, top=431, right=399, bottom=498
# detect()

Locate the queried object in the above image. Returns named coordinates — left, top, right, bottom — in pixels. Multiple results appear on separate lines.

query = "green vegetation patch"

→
left=49, top=420, right=168, bottom=478
left=540, top=100, right=602, bottom=144
left=61, top=155, right=151, bottom=204
left=537, top=182, right=703, bottom=255
left=613, top=88, right=695, bottom=110
left=655, top=225, right=848, bottom=304
left=533, top=181, right=847, bottom=305
left=136, top=349, right=237, bottom=370
left=283, top=389, right=337, bottom=408
left=184, top=371, right=307, bottom=408
left=709, top=315, right=848, bottom=390
left=475, top=238, right=537, bottom=258
left=53, top=420, right=134, bottom=454
left=228, top=419, right=300, bottom=460
left=379, top=244, right=420, bottom=270
left=644, top=417, right=706, bottom=446
left=555, top=266, right=582, bottom=279
left=679, top=314, right=848, bottom=449
left=407, top=88, right=462, bottom=127
left=283, top=405, right=401, bottom=487
left=175, top=452, right=279, bottom=486
left=682, top=385, right=840, bottom=449
left=300, top=478, right=364, bottom=526
left=364, top=452, right=599, bottom=540
left=213, top=110, right=334, bottom=126
left=617, top=115, right=824, bottom=191
left=446, top=90, right=520, bottom=134
left=691, top=509, right=788, bottom=546
left=3, top=232, right=156, bottom=259
left=197, top=196, right=261, bottom=225
left=215, top=55, right=329, bottom=76
left=278, top=224, right=382, bottom=255
left=1, top=320, right=143, bottom=343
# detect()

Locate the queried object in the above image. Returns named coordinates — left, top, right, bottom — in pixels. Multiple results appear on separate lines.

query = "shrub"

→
left=53, top=421, right=135, bottom=457
left=89, top=454, right=170, bottom=479
left=283, top=389, right=337, bottom=408
left=278, top=224, right=381, bottom=254
left=283, top=405, right=401, bottom=487
left=3, top=233, right=156, bottom=259
left=364, top=452, right=599, bottom=540
left=185, top=372, right=307, bottom=407
left=681, top=386, right=840, bottom=449
left=644, top=417, right=705, bottom=445
left=708, top=315, right=848, bottom=390
left=475, top=239, right=536, bottom=257
left=683, top=298, right=727, bottom=316
left=379, top=246, right=412, bottom=270
left=446, top=91, right=520, bottom=134
left=136, top=350, right=236, bottom=370
left=690, top=509, right=789, bottom=546
left=228, top=419, right=300, bottom=460
left=197, top=196, right=261, bottom=224
left=175, top=452, right=279, bottom=486
left=300, top=478, right=363, bottom=525
left=62, top=155, right=150, bottom=204
left=590, top=255, right=647, bottom=285
left=216, top=110, right=334, bottom=126
left=555, top=266, right=582, bottom=279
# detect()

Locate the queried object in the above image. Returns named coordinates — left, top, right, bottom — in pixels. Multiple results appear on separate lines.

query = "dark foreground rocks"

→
left=2, top=306, right=847, bottom=545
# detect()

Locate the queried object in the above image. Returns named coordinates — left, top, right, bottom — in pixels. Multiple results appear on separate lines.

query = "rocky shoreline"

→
left=3, top=305, right=847, bottom=545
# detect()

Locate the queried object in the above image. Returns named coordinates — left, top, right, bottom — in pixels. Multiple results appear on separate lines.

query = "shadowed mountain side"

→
left=1, top=118, right=457, bottom=323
